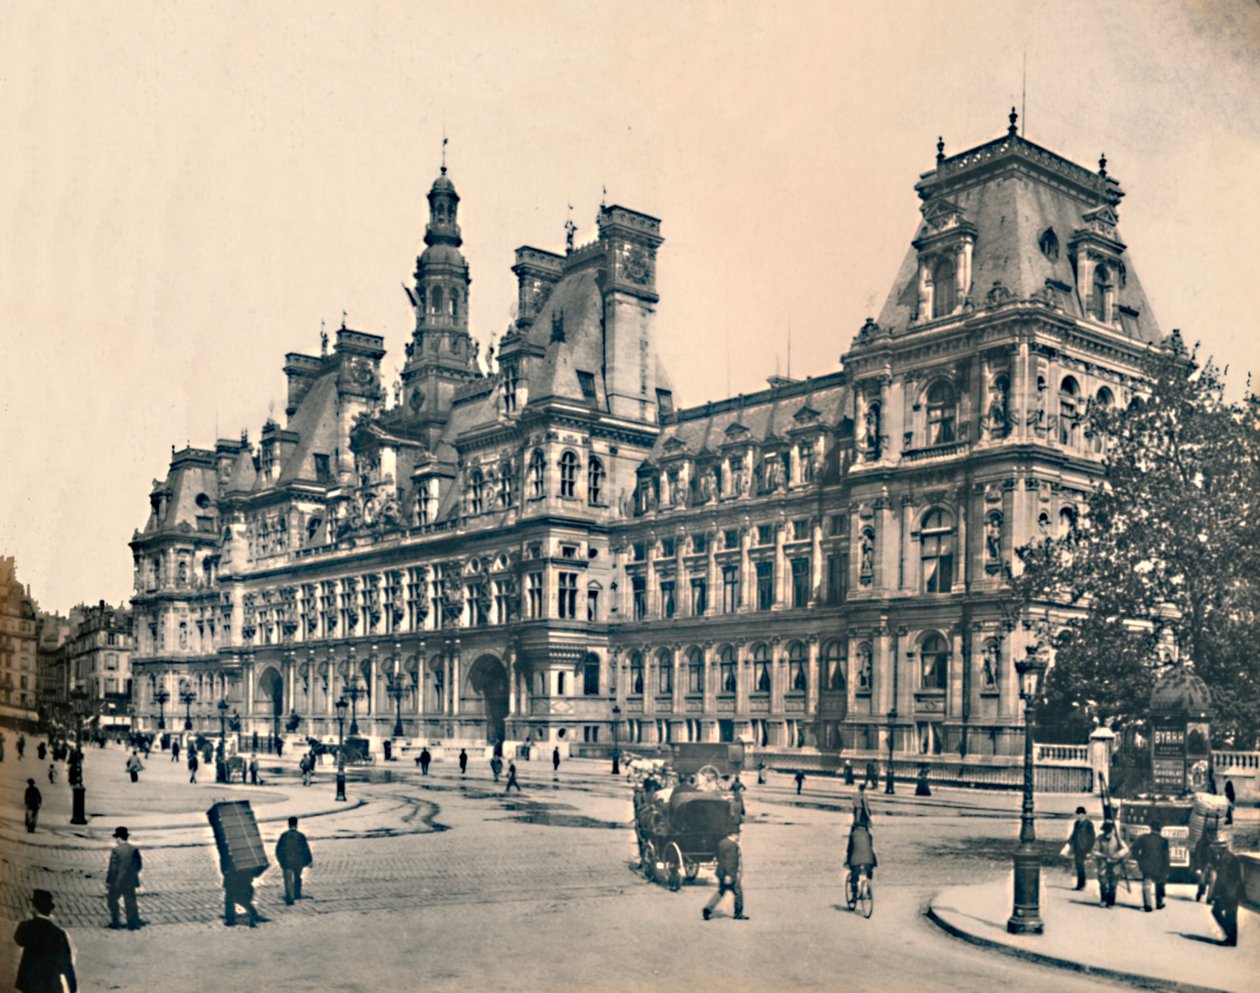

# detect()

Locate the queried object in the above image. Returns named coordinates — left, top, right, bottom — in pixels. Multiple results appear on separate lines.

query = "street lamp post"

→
left=154, top=687, right=169, bottom=731
left=611, top=703, right=621, bottom=776
left=387, top=673, right=405, bottom=739
left=69, top=688, right=88, bottom=825
left=885, top=708, right=897, bottom=795
left=216, top=700, right=230, bottom=784
left=233, top=710, right=243, bottom=752
left=180, top=688, right=196, bottom=731
left=344, top=677, right=364, bottom=737
left=1008, top=644, right=1049, bottom=935
left=335, top=697, right=348, bottom=802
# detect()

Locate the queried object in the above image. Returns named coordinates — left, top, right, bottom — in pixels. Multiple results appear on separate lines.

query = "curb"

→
left=924, top=903, right=1231, bottom=993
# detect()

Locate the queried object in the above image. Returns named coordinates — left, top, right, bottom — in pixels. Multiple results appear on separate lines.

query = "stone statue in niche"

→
left=985, top=514, right=1003, bottom=561
left=857, top=643, right=873, bottom=691
left=988, top=379, right=1009, bottom=436
left=981, top=642, right=999, bottom=688
left=699, top=470, right=716, bottom=504
left=859, top=530, right=875, bottom=584
left=766, top=456, right=785, bottom=492
left=863, top=403, right=881, bottom=457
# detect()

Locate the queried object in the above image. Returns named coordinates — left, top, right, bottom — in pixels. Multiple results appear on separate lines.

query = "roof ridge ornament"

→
left=1008, top=107, right=1018, bottom=136
left=936, top=136, right=945, bottom=163
left=1098, top=153, right=1107, bottom=178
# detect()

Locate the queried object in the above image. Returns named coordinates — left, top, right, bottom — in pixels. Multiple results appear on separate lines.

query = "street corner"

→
left=927, top=876, right=1259, bottom=993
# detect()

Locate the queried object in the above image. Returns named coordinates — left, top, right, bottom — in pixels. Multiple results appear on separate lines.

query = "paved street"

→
left=0, top=740, right=1251, bottom=992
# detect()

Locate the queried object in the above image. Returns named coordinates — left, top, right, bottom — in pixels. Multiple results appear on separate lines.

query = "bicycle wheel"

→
left=845, top=872, right=857, bottom=911
left=859, top=877, right=874, bottom=919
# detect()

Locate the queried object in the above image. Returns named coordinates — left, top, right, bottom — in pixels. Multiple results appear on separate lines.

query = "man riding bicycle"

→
left=846, top=787, right=877, bottom=892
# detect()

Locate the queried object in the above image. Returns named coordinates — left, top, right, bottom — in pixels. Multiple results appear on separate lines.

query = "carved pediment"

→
left=723, top=422, right=751, bottom=440
left=921, top=196, right=965, bottom=232
left=1081, top=204, right=1119, bottom=236
left=792, top=405, right=820, bottom=424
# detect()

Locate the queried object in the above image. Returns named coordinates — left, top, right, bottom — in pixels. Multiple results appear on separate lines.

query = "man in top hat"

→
left=13, top=889, right=77, bottom=993
left=106, top=827, right=144, bottom=930
left=1065, top=806, right=1097, bottom=891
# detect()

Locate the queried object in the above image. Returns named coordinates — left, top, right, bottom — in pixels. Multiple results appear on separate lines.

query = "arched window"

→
left=628, top=651, right=644, bottom=695
left=449, top=288, right=459, bottom=320
left=559, top=450, right=578, bottom=498
left=788, top=641, right=807, bottom=692
left=529, top=449, right=545, bottom=499
left=1059, top=505, right=1078, bottom=535
left=823, top=640, right=845, bottom=691
left=1092, top=264, right=1111, bottom=322
left=657, top=648, right=673, bottom=695
left=501, top=364, right=519, bottom=415
left=920, top=509, right=955, bottom=593
left=1092, top=387, right=1114, bottom=453
left=588, top=456, right=605, bottom=506
left=926, top=381, right=957, bottom=445
left=686, top=647, right=704, bottom=694
left=719, top=645, right=737, bottom=693
left=919, top=632, right=949, bottom=690
left=752, top=643, right=771, bottom=693
left=467, top=469, right=484, bottom=515
left=931, top=256, right=957, bottom=318
left=1059, top=377, right=1080, bottom=446
left=583, top=655, right=601, bottom=696
left=497, top=461, right=514, bottom=508
left=430, top=285, right=443, bottom=316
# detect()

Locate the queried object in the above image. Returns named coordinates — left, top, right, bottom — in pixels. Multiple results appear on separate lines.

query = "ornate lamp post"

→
left=69, top=688, right=88, bottom=825
left=180, top=688, right=196, bottom=731
left=387, top=672, right=406, bottom=738
left=154, top=687, right=170, bottom=731
left=1008, top=644, right=1049, bottom=935
left=344, top=676, right=364, bottom=736
left=885, top=707, right=897, bottom=795
left=611, top=703, right=622, bottom=776
left=335, top=697, right=348, bottom=802
left=216, top=699, right=230, bottom=783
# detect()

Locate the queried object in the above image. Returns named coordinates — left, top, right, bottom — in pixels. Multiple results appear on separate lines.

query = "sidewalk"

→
left=928, top=874, right=1259, bottom=993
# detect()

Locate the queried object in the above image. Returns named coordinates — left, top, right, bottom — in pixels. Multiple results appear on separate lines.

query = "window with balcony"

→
left=752, top=643, right=771, bottom=693
left=926, top=381, right=957, bottom=445
left=719, top=646, right=737, bottom=693
left=687, top=648, right=704, bottom=693
left=722, top=566, right=740, bottom=613
left=920, top=632, right=949, bottom=690
left=920, top=509, right=955, bottom=593
left=756, top=561, right=774, bottom=610
left=790, top=557, right=810, bottom=608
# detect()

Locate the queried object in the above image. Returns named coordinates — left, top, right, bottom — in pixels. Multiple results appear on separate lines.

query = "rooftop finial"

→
left=1098, top=152, right=1107, bottom=178
left=936, top=136, right=945, bottom=163
left=441, top=134, right=448, bottom=175
left=320, top=319, right=328, bottom=356
left=341, top=309, right=348, bottom=331
left=601, top=184, right=607, bottom=209
left=564, top=203, right=576, bottom=254
left=1008, top=106, right=1018, bottom=136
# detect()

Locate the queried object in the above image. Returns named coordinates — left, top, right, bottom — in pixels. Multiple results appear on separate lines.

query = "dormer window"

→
left=497, top=461, right=514, bottom=508
left=931, top=257, right=957, bottom=318
left=502, top=364, right=519, bottom=415
left=1091, top=264, right=1112, bottom=322
left=588, top=456, right=605, bottom=506
left=467, top=469, right=485, bottom=515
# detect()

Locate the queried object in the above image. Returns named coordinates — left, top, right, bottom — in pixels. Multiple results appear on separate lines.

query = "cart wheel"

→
left=666, top=842, right=684, bottom=892
left=643, top=841, right=658, bottom=883
left=685, top=863, right=699, bottom=882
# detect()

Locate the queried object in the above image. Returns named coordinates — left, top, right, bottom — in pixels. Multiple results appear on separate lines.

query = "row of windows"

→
left=623, top=642, right=846, bottom=697
left=630, top=556, right=821, bottom=619
left=466, top=451, right=606, bottom=514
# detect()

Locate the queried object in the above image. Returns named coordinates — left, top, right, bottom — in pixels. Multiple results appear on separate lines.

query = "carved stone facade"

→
left=130, top=120, right=1173, bottom=758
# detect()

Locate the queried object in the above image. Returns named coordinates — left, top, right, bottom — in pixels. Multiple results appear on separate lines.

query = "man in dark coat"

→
left=703, top=831, right=747, bottom=920
left=171, top=739, right=180, bottom=763
left=864, top=761, right=879, bottom=790
left=1209, top=844, right=1243, bottom=946
left=794, top=771, right=805, bottom=795
left=275, top=816, right=313, bottom=905
left=106, top=826, right=144, bottom=930
left=1132, top=825, right=1170, bottom=911
left=505, top=761, right=521, bottom=793
left=552, top=746, right=561, bottom=772
left=1066, top=806, right=1097, bottom=891
left=459, top=748, right=468, bottom=776
left=17, top=734, right=26, bottom=760
left=187, top=750, right=199, bottom=783
left=13, top=889, right=76, bottom=993
left=24, top=779, right=41, bottom=833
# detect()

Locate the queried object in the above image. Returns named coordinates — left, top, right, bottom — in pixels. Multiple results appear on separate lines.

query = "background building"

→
left=130, top=117, right=1171, bottom=763
left=0, top=556, right=39, bottom=724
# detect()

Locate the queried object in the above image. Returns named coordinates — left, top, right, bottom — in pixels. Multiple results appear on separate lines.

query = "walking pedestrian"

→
left=24, top=779, right=42, bottom=833
left=300, top=753, right=313, bottom=787
left=187, top=750, right=199, bottom=784
left=1193, top=831, right=1215, bottom=902
left=552, top=746, right=561, bottom=772
left=417, top=747, right=431, bottom=774
left=125, top=751, right=143, bottom=784
left=490, top=754, right=503, bottom=783
left=505, top=761, right=521, bottom=793
left=18, top=734, right=27, bottom=760
left=1133, top=825, right=1170, bottom=911
left=702, top=830, right=747, bottom=920
left=13, top=889, right=77, bottom=993
left=171, top=740, right=180, bottom=763
left=864, top=761, right=878, bottom=790
left=1094, top=821, right=1130, bottom=908
left=275, top=816, right=313, bottom=906
left=915, top=764, right=932, bottom=797
left=275, top=737, right=284, bottom=758
left=459, top=748, right=468, bottom=776
left=222, top=868, right=265, bottom=928
left=1224, top=779, right=1236, bottom=806
left=843, top=759, right=855, bottom=785
left=47, top=764, right=56, bottom=785
left=756, top=761, right=766, bottom=785
left=1064, top=806, right=1097, bottom=891
left=106, top=827, right=144, bottom=930
left=37, top=742, right=46, bottom=762
left=794, top=771, right=805, bottom=795
left=249, top=756, right=259, bottom=785
left=1208, top=844, right=1243, bottom=946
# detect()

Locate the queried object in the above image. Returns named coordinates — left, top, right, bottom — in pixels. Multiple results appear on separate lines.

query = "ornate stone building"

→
left=0, top=556, right=39, bottom=721
left=130, top=115, right=1171, bottom=760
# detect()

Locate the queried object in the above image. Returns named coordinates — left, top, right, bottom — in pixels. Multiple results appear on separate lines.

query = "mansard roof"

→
left=877, top=130, right=1161, bottom=343
left=139, top=448, right=218, bottom=537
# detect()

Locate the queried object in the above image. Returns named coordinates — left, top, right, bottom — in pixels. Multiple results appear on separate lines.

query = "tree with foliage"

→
left=1012, top=336, right=1260, bottom=747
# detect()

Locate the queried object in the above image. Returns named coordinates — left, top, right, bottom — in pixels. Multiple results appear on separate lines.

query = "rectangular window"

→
left=659, top=661, right=673, bottom=694
left=724, top=528, right=740, bottom=550
left=656, top=388, right=674, bottom=419
left=661, top=538, right=675, bottom=558
left=558, top=572, right=578, bottom=619
left=560, top=543, right=579, bottom=559
left=583, top=661, right=600, bottom=695
left=527, top=573, right=544, bottom=619
left=660, top=581, right=676, bottom=619
left=757, top=524, right=774, bottom=546
left=494, top=580, right=511, bottom=624
left=632, top=542, right=646, bottom=562
left=722, top=566, right=741, bottom=613
left=690, top=577, right=707, bottom=616
left=826, top=554, right=843, bottom=606
left=792, top=518, right=810, bottom=541
left=314, top=454, right=331, bottom=481
left=688, top=659, right=704, bottom=694
left=576, top=370, right=597, bottom=400
left=756, top=561, right=774, bottom=610
left=468, top=582, right=488, bottom=627
left=632, top=576, right=647, bottom=621
left=791, top=557, right=810, bottom=608
left=502, top=364, right=519, bottom=414
left=691, top=533, right=708, bottom=555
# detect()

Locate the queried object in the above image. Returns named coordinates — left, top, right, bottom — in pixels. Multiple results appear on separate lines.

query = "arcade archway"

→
left=465, top=655, right=509, bottom=744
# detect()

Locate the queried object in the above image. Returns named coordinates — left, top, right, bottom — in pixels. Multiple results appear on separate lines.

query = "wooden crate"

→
left=206, top=800, right=269, bottom=876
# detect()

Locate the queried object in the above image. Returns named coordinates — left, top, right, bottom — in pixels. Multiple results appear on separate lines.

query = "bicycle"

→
left=845, top=867, right=874, bottom=918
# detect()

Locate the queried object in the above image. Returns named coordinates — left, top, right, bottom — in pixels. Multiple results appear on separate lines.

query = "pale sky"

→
left=3, top=0, right=1258, bottom=614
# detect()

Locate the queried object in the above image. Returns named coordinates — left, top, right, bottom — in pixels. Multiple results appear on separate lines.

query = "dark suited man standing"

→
left=106, top=827, right=144, bottom=930
left=1132, top=825, right=1170, bottom=912
left=23, top=779, right=41, bottom=833
left=275, top=817, right=313, bottom=905
left=1066, top=806, right=1096, bottom=891
left=13, top=889, right=77, bottom=993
